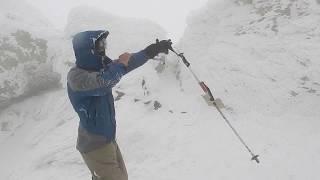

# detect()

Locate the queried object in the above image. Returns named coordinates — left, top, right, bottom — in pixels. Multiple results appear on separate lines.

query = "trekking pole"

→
left=167, top=42, right=260, bottom=164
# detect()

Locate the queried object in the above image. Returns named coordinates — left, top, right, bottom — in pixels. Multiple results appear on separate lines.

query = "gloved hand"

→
left=144, top=39, right=172, bottom=59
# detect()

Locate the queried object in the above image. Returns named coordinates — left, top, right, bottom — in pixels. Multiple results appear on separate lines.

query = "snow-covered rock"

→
left=234, top=0, right=320, bottom=36
left=0, top=0, right=62, bottom=109
left=179, top=0, right=320, bottom=114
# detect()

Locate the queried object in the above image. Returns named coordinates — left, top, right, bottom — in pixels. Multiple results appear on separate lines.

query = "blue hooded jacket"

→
left=67, top=30, right=150, bottom=143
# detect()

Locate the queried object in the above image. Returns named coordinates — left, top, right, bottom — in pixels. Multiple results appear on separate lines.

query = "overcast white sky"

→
left=25, top=0, right=210, bottom=40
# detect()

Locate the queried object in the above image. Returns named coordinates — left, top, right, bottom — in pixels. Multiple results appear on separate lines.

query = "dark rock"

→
left=153, top=101, right=162, bottom=110
left=114, top=91, right=125, bottom=101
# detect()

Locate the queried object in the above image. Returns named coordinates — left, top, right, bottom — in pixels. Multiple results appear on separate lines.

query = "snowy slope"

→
left=179, top=0, right=320, bottom=117
left=176, top=0, right=320, bottom=179
left=1, top=1, right=320, bottom=180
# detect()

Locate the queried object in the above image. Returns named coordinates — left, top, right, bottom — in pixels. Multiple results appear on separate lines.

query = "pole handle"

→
left=180, top=54, right=190, bottom=67
left=168, top=46, right=191, bottom=67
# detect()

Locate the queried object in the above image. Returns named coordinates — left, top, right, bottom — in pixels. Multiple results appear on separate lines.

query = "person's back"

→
left=67, top=30, right=171, bottom=180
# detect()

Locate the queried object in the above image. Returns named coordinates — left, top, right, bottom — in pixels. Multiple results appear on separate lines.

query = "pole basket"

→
left=251, top=155, right=260, bottom=164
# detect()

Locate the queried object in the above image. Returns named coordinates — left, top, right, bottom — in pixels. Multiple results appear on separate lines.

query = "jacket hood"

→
left=72, top=30, right=109, bottom=71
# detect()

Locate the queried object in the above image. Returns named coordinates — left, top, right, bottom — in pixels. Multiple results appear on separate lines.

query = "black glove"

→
left=144, top=39, right=172, bottom=59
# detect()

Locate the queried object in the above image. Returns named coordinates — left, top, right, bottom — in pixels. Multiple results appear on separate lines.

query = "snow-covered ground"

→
left=1, top=0, right=320, bottom=180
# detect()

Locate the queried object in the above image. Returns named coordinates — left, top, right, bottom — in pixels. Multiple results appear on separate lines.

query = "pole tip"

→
left=251, top=155, right=260, bottom=164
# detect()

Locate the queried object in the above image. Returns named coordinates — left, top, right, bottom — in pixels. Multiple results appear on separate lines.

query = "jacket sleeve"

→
left=67, top=62, right=127, bottom=96
left=126, top=50, right=150, bottom=73
left=67, top=50, right=150, bottom=96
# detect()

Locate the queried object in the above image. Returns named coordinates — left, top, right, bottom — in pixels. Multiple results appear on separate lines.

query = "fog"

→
left=25, top=0, right=209, bottom=40
left=1, top=0, right=320, bottom=180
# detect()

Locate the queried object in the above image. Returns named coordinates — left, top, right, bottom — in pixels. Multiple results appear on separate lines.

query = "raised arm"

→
left=67, top=39, right=172, bottom=96
left=67, top=62, right=127, bottom=96
left=121, top=40, right=173, bottom=73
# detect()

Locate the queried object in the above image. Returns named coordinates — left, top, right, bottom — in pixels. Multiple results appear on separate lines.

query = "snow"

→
left=1, top=0, right=320, bottom=180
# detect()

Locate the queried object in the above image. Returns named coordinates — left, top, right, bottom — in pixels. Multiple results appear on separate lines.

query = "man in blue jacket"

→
left=67, top=30, right=171, bottom=180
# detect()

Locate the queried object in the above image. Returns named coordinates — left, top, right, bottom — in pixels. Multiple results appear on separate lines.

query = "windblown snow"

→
left=0, top=0, right=320, bottom=180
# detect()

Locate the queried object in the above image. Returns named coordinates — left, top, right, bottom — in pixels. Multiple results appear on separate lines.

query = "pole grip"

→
left=181, top=55, right=190, bottom=67
left=199, top=82, right=215, bottom=101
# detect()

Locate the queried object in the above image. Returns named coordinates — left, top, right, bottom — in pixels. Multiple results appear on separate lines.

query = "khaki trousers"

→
left=80, top=141, right=128, bottom=180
